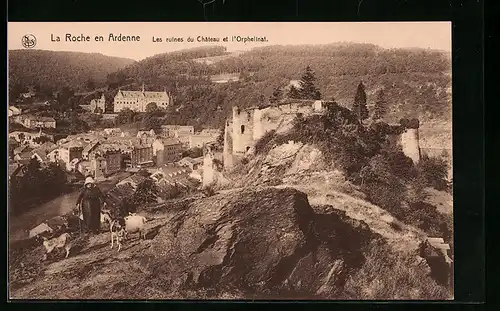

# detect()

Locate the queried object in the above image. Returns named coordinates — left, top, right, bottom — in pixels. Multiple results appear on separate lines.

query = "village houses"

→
left=189, top=133, right=217, bottom=149
left=131, top=144, right=154, bottom=168
left=159, top=125, right=194, bottom=148
left=90, top=94, right=106, bottom=113
left=177, top=156, right=204, bottom=171
left=9, top=130, right=54, bottom=148
left=16, top=115, right=57, bottom=129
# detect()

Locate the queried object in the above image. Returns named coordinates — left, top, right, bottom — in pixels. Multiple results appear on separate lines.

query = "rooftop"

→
left=161, top=138, right=182, bottom=146
left=61, top=140, right=86, bottom=149
left=29, top=116, right=56, bottom=122
left=82, top=141, right=100, bottom=154
left=116, top=90, right=170, bottom=99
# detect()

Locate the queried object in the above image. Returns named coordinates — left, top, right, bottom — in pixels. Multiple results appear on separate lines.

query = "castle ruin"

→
left=223, top=100, right=329, bottom=169
left=222, top=99, right=422, bottom=172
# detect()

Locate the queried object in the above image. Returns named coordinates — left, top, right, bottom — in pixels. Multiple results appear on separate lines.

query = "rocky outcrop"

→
left=144, top=187, right=378, bottom=298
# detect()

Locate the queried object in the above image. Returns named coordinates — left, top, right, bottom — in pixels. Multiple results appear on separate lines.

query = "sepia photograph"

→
left=8, top=22, right=453, bottom=300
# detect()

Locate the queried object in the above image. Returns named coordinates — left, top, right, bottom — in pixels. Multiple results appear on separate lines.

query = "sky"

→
left=8, top=22, right=451, bottom=61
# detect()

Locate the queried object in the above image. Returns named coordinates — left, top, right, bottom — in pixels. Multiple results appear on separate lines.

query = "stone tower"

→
left=400, top=120, right=421, bottom=164
left=231, top=106, right=254, bottom=155
left=202, top=143, right=216, bottom=187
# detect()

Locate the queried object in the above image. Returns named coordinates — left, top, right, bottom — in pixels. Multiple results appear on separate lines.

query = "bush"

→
left=405, top=202, right=452, bottom=240
left=385, top=150, right=417, bottom=181
left=182, top=147, right=203, bottom=159
left=416, top=154, right=449, bottom=191
left=254, top=130, right=276, bottom=155
left=342, top=242, right=452, bottom=300
left=362, top=180, right=406, bottom=216
left=133, top=178, right=159, bottom=206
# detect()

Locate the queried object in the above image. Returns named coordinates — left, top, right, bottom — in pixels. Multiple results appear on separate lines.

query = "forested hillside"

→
left=8, top=50, right=136, bottom=96
left=111, top=43, right=451, bottom=129
left=9, top=44, right=452, bottom=132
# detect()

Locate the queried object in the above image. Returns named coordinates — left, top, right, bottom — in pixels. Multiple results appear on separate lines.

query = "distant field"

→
left=419, top=122, right=452, bottom=150
left=192, top=51, right=244, bottom=65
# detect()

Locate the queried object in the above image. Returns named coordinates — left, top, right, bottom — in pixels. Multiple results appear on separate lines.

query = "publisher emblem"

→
left=22, top=34, right=37, bottom=49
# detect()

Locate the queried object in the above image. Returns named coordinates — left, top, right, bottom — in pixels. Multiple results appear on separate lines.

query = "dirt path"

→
left=219, top=182, right=426, bottom=254
left=10, top=212, right=175, bottom=300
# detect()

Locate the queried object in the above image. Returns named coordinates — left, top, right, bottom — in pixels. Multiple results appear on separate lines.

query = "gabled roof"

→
left=13, top=145, right=30, bottom=155
left=162, top=138, right=182, bottom=146
left=61, top=140, right=85, bottom=149
left=28, top=116, right=56, bottom=122
left=38, top=141, right=57, bottom=151
left=9, top=163, right=24, bottom=178
left=116, top=174, right=147, bottom=189
left=83, top=140, right=100, bottom=154
left=29, top=223, right=53, bottom=238
left=17, top=150, right=34, bottom=160
left=116, top=90, right=169, bottom=99
left=31, top=149, right=48, bottom=161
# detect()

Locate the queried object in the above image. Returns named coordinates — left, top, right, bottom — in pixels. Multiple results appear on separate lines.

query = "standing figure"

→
left=76, top=176, right=106, bottom=234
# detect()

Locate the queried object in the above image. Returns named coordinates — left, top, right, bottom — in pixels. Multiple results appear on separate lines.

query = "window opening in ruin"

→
left=236, top=108, right=241, bottom=115
left=241, top=125, right=245, bottom=134
left=246, top=146, right=250, bottom=152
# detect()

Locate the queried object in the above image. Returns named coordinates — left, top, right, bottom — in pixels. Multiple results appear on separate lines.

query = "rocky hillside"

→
left=9, top=187, right=450, bottom=300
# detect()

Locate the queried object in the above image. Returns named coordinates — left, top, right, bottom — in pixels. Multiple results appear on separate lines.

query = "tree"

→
left=40, top=163, right=67, bottom=196
left=353, top=81, right=369, bottom=122
left=258, top=94, right=266, bottom=105
left=57, top=87, right=75, bottom=111
left=145, top=102, right=158, bottom=113
left=9, top=82, right=26, bottom=101
left=216, top=123, right=225, bottom=150
left=416, top=154, right=449, bottom=191
left=85, top=78, right=96, bottom=91
left=182, top=147, right=203, bottom=158
left=116, top=108, right=136, bottom=125
left=133, top=178, right=158, bottom=205
left=269, top=86, right=283, bottom=103
left=8, top=139, right=19, bottom=158
left=298, top=66, right=322, bottom=100
left=33, top=136, right=52, bottom=144
left=141, top=115, right=163, bottom=133
left=288, top=85, right=301, bottom=99
left=373, top=89, right=388, bottom=120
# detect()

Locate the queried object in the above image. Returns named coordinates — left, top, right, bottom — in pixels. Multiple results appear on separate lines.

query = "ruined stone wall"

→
left=253, top=107, right=284, bottom=142
left=225, top=101, right=327, bottom=163
left=223, top=119, right=234, bottom=169
left=252, top=103, right=315, bottom=142
left=400, top=128, right=421, bottom=164
left=202, top=144, right=215, bottom=187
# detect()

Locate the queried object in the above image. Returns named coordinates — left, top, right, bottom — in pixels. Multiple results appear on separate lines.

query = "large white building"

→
left=113, top=84, right=171, bottom=113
